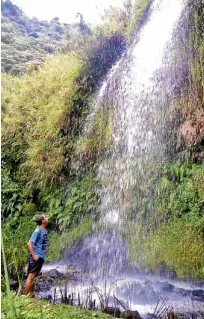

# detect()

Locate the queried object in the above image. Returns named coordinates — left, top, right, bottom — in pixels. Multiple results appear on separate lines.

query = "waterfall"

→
left=90, top=0, right=184, bottom=226
left=68, top=0, right=185, bottom=280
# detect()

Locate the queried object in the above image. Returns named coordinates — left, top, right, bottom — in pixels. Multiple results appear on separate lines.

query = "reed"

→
left=1, top=234, right=16, bottom=317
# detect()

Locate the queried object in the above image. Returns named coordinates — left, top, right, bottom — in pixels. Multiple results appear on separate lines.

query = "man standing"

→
left=24, top=214, right=49, bottom=297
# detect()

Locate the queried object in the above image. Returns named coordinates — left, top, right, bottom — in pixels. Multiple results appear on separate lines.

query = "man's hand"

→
left=28, top=241, right=39, bottom=261
left=32, top=254, right=39, bottom=261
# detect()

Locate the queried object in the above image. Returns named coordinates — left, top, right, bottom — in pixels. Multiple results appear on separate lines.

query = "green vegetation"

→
left=155, top=163, right=204, bottom=222
left=2, top=215, right=37, bottom=289
left=127, top=162, right=204, bottom=279
left=2, top=294, right=107, bottom=319
left=1, top=0, right=68, bottom=74
left=188, top=0, right=204, bottom=105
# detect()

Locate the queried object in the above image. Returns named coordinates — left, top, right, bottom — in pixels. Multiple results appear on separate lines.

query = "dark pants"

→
left=27, top=253, right=44, bottom=274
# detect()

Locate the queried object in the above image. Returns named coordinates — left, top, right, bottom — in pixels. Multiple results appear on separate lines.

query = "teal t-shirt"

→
left=29, top=226, right=49, bottom=259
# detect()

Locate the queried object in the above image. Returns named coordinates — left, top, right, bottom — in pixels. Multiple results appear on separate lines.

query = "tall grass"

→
left=1, top=234, right=15, bottom=317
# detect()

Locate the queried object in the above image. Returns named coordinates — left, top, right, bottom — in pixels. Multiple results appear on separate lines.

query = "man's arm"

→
left=27, top=241, right=39, bottom=261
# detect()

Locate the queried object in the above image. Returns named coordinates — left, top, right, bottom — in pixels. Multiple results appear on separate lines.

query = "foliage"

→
left=45, top=172, right=101, bottom=231
left=143, top=214, right=204, bottom=279
left=1, top=0, right=71, bottom=74
left=154, top=162, right=204, bottom=223
left=127, top=162, right=204, bottom=279
left=1, top=215, right=36, bottom=292
left=1, top=167, right=24, bottom=220
left=1, top=235, right=15, bottom=317
left=127, top=215, right=204, bottom=279
left=2, top=53, right=83, bottom=191
left=1, top=294, right=107, bottom=319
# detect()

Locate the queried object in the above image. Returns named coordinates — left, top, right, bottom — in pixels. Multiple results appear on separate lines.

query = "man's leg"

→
left=24, top=272, right=37, bottom=297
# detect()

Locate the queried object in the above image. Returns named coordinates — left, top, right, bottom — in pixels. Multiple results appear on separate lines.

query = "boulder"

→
left=35, top=277, right=52, bottom=292
left=192, top=289, right=204, bottom=302
left=173, top=287, right=191, bottom=297
left=120, top=310, right=142, bottom=319
left=177, top=312, right=203, bottom=319
left=43, top=294, right=52, bottom=301
left=47, top=269, right=64, bottom=279
left=158, top=281, right=174, bottom=292
left=103, top=307, right=121, bottom=318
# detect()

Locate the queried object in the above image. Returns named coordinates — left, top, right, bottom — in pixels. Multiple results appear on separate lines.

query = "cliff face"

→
left=180, top=109, right=204, bottom=144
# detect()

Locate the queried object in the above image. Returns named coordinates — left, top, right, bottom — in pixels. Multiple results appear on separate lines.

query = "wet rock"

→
left=47, top=269, right=64, bottom=279
left=192, top=289, right=204, bottom=301
left=35, top=277, right=52, bottom=292
left=180, top=108, right=204, bottom=144
left=107, top=296, right=128, bottom=311
left=157, top=281, right=174, bottom=292
left=177, top=312, right=204, bottom=319
left=43, top=294, right=52, bottom=301
left=103, top=307, right=121, bottom=318
left=120, top=310, right=142, bottom=319
left=173, top=287, right=191, bottom=297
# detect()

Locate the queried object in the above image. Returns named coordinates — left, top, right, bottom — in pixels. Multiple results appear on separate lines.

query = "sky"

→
left=12, top=0, right=124, bottom=24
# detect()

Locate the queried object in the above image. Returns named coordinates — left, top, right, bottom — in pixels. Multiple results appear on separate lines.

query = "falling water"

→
left=41, top=0, right=204, bottom=315
left=97, top=0, right=184, bottom=227
left=73, top=0, right=186, bottom=277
